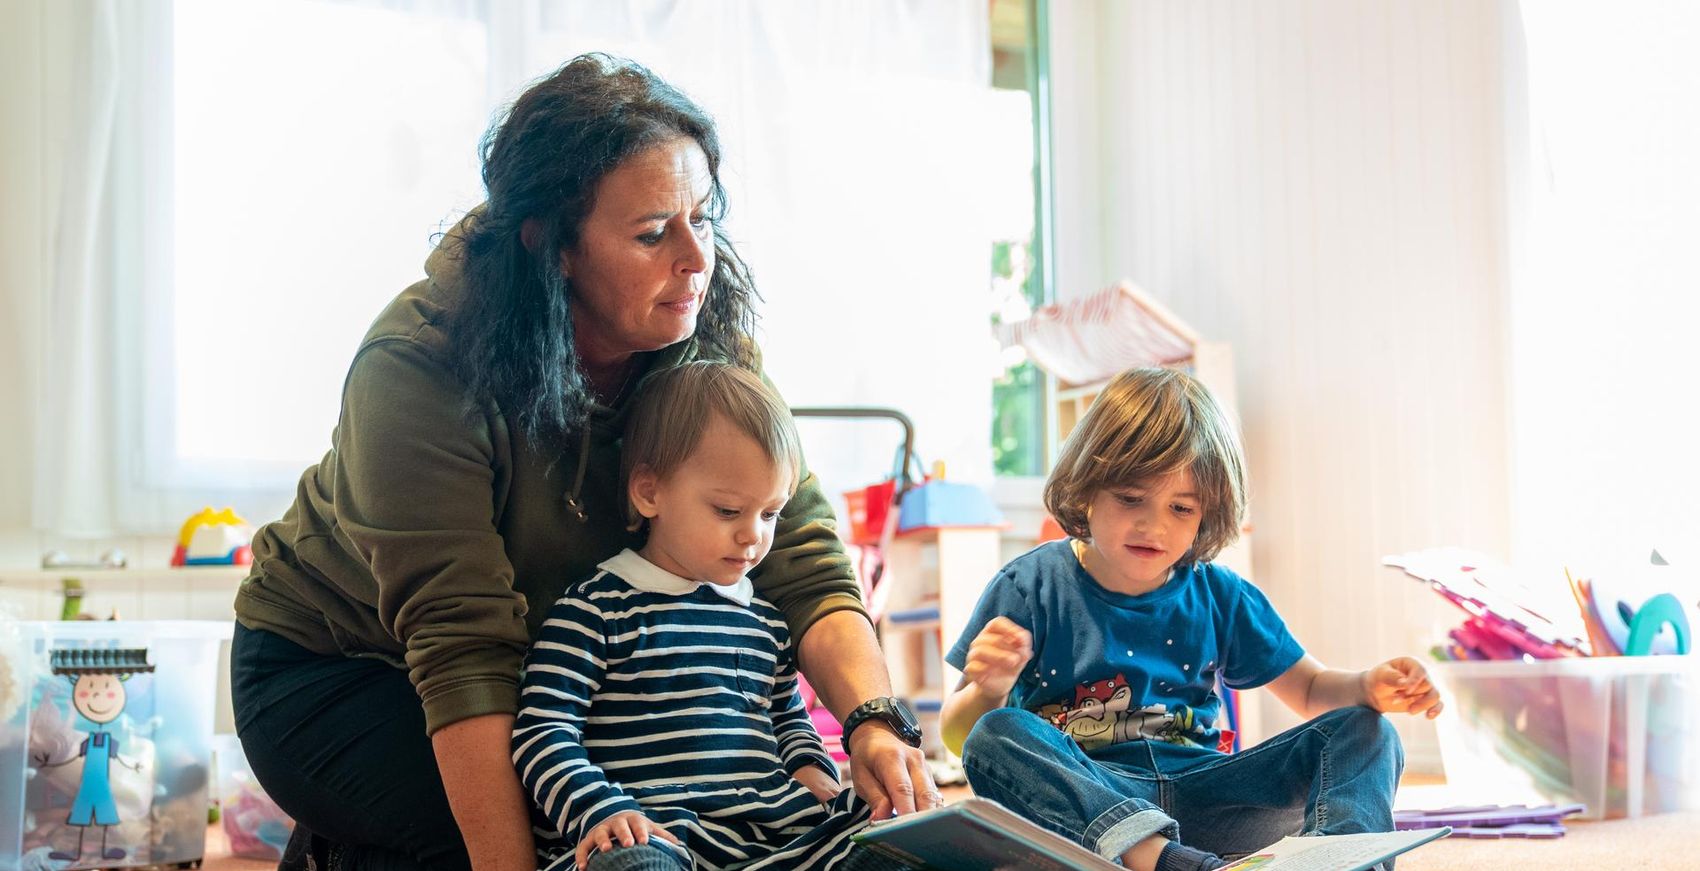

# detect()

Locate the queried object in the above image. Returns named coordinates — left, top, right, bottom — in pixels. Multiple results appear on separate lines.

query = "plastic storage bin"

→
left=0, top=620, right=230, bottom=870
left=212, top=733, right=293, bottom=861
left=1431, top=656, right=1700, bottom=819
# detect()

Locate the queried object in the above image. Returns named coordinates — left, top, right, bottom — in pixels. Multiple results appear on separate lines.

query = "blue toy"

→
left=1623, top=593, right=1691, bottom=656
left=896, top=463, right=1004, bottom=532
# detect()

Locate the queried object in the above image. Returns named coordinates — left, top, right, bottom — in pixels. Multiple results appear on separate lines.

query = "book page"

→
left=1220, top=829, right=1450, bottom=871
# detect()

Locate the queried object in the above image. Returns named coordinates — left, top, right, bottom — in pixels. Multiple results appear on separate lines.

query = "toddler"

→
left=513, top=361, right=906, bottom=871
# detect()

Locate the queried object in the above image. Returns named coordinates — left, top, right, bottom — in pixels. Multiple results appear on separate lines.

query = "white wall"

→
left=1050, top=0, right=1515, bottom=770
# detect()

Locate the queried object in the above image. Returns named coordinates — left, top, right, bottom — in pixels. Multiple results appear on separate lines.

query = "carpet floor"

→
left=1386, top=783, right=1695, bottom=871
left=198, top=783, right=1694, bottom=870
left=1398, top=809, right=1698, bottom=870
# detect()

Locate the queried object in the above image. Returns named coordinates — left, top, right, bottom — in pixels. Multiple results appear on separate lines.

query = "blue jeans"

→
left=963, top=705, right=1403, bottom=862
left=583, top=844, right=686, bottom=871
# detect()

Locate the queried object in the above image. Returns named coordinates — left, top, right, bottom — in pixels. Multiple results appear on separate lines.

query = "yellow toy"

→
left=170, top=507, right=254, bottom=567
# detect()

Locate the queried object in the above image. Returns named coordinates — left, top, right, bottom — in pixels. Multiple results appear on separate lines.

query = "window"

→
left=55, top=0, right=998, bottom=534
left=155, top=0, right=490, bottom=489
left=988, top=0, right=1052, bottom=478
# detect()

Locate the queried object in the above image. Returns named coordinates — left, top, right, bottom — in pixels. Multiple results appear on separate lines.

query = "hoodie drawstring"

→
left=562, top=428, right=592, bottom=523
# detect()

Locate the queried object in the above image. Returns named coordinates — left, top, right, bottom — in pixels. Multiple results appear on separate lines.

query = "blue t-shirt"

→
left=946, top=540, right=1304, bottom=760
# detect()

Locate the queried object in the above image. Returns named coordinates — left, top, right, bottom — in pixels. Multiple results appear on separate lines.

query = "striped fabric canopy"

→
left=994, top=282, right=1199, bottom=386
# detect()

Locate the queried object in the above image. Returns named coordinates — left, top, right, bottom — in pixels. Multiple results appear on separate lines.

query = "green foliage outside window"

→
left=992, top=360, right=1043, bottom=476
left=991, top=238, right=1044, bottom=477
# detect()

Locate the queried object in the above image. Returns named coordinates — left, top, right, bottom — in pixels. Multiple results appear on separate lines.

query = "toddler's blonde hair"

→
left=621, top=361, right=803, bottom=528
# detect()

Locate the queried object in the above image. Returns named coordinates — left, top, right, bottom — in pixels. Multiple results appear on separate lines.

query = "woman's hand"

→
left=848, top=722, right=942, bottom=820
left=797, top=611, right=943, bottom=819
left=792, top=763, right=843, bottom=803
left=1360, top=657, right=1444, bottom=719
left=574, top=811, right=681, bottom=870
left=961, top=616, right=1033, bottom=699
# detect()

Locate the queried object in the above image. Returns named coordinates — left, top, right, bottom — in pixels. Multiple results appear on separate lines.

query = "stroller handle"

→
left=790, top=406, right=920, bottom=500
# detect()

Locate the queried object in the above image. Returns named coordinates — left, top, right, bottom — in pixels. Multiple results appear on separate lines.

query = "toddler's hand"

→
left=962, top=616, right=1033, bottom=700
left=1361, top=657, right=1444, bottom=719
left=792, top=762, right=843, bottom=803
left=575, top=810, right=681, bottom=869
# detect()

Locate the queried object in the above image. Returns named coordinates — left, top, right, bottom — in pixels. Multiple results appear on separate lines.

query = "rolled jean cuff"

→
left=584, top=842, right=689, bottom=871
left=1087, top=799, right=1180, bottom=860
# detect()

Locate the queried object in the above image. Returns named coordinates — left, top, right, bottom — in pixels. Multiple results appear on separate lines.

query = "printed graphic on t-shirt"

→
left=1032, top=673, right=1213, bottom=752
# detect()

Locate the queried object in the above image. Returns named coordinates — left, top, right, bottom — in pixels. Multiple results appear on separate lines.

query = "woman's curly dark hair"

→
left=445, top=54, right=758, bottom=445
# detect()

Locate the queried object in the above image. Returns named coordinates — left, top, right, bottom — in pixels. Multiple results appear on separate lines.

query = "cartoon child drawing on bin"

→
left=33, top=648, right=152, bottom=863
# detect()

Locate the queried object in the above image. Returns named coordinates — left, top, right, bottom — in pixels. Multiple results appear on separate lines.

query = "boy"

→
left=942, top=368, right=1442, bottom=871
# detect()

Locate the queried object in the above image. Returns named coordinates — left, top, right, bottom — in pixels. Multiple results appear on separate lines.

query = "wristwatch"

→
left=841, top=696, right=923, bottom=753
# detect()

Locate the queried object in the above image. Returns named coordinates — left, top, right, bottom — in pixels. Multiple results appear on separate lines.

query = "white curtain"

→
left=31, top=0, right=124, bottom=537
left=28, top=0, right=1001, bottom=537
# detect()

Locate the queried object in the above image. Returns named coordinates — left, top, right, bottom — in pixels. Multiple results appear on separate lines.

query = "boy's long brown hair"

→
left=1043, top=367, right=1247, bottom=563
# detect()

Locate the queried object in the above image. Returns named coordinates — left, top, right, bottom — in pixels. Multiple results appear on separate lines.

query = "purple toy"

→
left=1448, top=823, right=1567, bottom=839
left=1394, top=804, right=1585, bottom=839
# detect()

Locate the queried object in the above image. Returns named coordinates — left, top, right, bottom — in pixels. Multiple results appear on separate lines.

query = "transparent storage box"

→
left=212, top=733, right=293, bottom=861
left=1431, top=656, right=1700, bottom=819
left=0, top=620, right=230, bottom=870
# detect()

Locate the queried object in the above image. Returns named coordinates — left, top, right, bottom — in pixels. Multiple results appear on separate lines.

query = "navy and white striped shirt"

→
left=513, top=549, right=872, bottom=870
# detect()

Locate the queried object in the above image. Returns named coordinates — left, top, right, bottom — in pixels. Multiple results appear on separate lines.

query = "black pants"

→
left=584, top=843, right=915, bottom=870
left=230, top=623, right=473, bottom=871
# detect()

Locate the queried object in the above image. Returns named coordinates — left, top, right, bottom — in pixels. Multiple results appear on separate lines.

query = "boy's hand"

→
left=792, top=763, right=843, bottom=803
left=1361, top=657, right=1444, bottom=719
left=575, top=810, right=681, bottom=869
left=962, top=617, right=1033, bottom=700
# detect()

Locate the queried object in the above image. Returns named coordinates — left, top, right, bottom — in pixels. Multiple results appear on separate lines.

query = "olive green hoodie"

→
left=235, top=216, right=863, bottom=734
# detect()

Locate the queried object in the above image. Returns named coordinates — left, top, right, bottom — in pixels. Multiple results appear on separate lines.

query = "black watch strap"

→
left=841, top=696, right=923, bottom=754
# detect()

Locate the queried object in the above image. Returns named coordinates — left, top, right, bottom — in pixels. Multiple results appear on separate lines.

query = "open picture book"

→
left=851, top=798, right=1450, bottom=871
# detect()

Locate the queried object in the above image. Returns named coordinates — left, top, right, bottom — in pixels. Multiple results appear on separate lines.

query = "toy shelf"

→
left=879, top=525, right=1003, bottom=760
left=0, top=565, right=249, bottom=622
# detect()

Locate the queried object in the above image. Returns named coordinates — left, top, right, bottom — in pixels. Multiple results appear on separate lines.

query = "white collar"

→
left=598, top=548, right=754, bottom=607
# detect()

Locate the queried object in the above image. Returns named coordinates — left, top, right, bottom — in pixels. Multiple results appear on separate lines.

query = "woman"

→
left=231, top=54, right=937, bottom=871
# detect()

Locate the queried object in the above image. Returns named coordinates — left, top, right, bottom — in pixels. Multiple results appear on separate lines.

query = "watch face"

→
left=880, top=698, right=922, bottom=742
left=846, top=698, right=924, bottom=750
left=889, top=699, right=920, bottom=731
